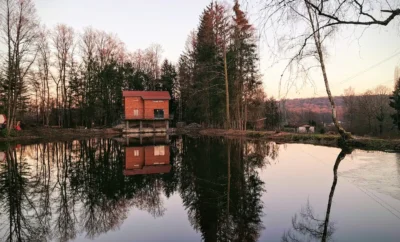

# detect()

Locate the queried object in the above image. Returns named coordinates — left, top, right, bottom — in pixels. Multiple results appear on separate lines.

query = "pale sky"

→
left=35, top=0, right=400, bottom=99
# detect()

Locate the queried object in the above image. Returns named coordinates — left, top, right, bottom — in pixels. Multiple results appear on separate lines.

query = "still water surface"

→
left=0, top=136, right=399, bottom=242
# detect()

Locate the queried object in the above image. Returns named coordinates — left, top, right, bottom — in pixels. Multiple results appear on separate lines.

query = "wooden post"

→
left=125, top=120, right=129, bottom=132
left=153, top=120, right=155, bottom=132
left=166, top=120, right=169, bottom=131
left=140, top=120, right=142, bottom=133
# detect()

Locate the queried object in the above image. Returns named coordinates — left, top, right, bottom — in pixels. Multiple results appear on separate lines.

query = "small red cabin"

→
left=122, top=91, right=171, bottom=133
left=123, top=91, right=171, bottom=120
left=124, top=145, right=171, bottom=176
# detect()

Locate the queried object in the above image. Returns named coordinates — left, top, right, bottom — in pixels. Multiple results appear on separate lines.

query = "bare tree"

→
left=95, top=30, right=125, bottom=68
left=145, top=43, right=163, bottom=89
left=373, top=85, right=391, bottom=135
left=52, top=24, right=74, bottom=127
left=0, top=0, right=38, bottom=135
left=258, top=0, right=400, bottom=139
left=259, top=0, right=365, bottom=139
left=342, top=87, right=356, bottom=131
left=303, top=0, right=400, bottom=27
left=37, top=26, right=51, bottom=125
left=359, top=89, right=375, bottom=134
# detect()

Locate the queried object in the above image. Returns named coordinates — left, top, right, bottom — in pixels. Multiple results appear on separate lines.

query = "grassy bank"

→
left=0, top=127, right=120, bottom=144
left=2, top=127, right=399, bottom=152
left=198, top=129, right=400, bottom=152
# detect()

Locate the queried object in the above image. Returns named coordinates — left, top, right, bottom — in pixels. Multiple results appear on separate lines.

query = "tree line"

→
left=0, top=0, right=179, bottom=132
left=0, top=0, right=269, bottom=133
left=277, top=83, right=397, bottom=137
left=1, top=0, right=399, bottom=137
left=177, top=1, right=263, bottom=129
left=342, top=85, right=394, bottom=136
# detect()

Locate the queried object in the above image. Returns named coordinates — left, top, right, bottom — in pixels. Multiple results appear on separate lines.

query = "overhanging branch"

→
left=304, top=0, right=400, bottom=26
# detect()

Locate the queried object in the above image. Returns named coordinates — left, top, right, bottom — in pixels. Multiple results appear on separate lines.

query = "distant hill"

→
left=283, top=96, right=345, bottom=121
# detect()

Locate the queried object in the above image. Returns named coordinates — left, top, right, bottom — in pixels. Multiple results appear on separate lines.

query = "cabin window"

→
left=153, top=100, right=163, bottom=103
left=154, top=109, right=164, bottom=119
left=134, top=150, right=139, bottom=156
left=134, top=109, right=139, bottom=116
left=154, top=146, right=165, bottom=156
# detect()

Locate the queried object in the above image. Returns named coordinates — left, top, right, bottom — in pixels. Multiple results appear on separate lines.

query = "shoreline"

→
left=198, top=129, right=400, bottom=152
left=1, top=127, right=399, bottom=152
left=0, top=127, right=120, bottom=145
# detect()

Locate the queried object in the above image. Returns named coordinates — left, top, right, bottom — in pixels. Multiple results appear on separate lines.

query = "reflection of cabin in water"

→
left=123, top=136, right=171, bottom=176
left=123, top=91, right=171, bottom=133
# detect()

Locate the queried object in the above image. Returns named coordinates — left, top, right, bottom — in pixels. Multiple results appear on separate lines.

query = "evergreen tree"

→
left=230, top=1, right=261, bottom=130
left=177, top=36, right=196, bottom=122
left=160, top=60, right=178, bottom=119
left=265, top=98, right=280, bottom=129
left=390, top=78, right=400, bottom=130
left=193, top=3, right=224, bottom=126
left=176, top=1, right=262, bottom=128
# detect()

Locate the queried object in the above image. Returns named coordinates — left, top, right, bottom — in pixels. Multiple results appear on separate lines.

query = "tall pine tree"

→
left=390, top=77, right=400, bottom=130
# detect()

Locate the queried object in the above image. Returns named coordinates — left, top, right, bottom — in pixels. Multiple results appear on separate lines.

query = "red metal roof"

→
left=123, top=91, right=171, bottom=100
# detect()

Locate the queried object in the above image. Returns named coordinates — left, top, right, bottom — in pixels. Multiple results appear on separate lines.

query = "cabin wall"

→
left=125, top=97, right=144, bottom=119
left=144, top=145, right=170, bottom=165
left=124, top=97, right=169, bottom=120
left=125, top=147, right=145, bottom=169
left=144, top=100, right=169, bottom=119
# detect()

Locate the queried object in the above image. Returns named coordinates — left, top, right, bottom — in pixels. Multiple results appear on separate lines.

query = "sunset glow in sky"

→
left=36, top=0, right=400, bottom=99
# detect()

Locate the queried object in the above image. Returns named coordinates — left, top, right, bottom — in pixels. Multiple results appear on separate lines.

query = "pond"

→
left=0, top=136, right=399, bottom=242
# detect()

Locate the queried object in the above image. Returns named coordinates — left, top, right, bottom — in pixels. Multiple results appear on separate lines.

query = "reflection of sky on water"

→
left=1, top=140, right=400, bottom=242
left=340, top=151, right=400, bottom=201
left=75, top=194, right=201, bottom=242
left=260, top=144, right=400, bottom=242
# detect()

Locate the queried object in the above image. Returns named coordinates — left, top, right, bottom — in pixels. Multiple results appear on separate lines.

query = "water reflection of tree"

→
left=282, top=148, right=353, bottom=242
left=0, top=139, right=177, bottom=241
left=0, top=137, right=273, bottom=241
left=179, top=137, right=267, bottom=242
left=0, top=145, right=46, bottom=241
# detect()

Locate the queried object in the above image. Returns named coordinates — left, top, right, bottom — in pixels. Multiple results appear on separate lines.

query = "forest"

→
left=281, top=84, right=397, bottom=137
left=0, top=0, right=266, bottom=133
left=0, top=0, right=180, bottom=130
left=1, top=0, right=400, bottom=138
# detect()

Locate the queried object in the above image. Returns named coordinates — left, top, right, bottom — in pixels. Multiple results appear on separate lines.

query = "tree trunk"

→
left=223, top=44, right=230, bottom=129
left=244, top=96, right=248, bottom=131
left=306, top=2, right=351, bottom=140
left=226, top=139, right=231, bottom=232
left=6, top=0, right=13, bottom=136
left=322, top=149, right=348, bottom=242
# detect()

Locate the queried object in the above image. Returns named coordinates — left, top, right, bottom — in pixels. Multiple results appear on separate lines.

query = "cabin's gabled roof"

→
left=123, top=91, right=171, bottom=100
